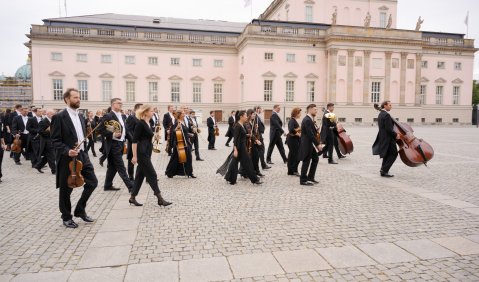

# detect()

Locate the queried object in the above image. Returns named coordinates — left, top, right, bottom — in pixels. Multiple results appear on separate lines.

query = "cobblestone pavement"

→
left=0, top=125, right=478, bottom=281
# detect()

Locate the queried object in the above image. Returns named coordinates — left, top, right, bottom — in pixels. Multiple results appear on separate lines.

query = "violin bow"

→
left=73, top=122, right=102, bottom=151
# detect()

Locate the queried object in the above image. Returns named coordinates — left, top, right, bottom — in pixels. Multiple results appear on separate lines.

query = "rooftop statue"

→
left=415, top=16, right=424, bottom=31
left=364, top=12, right=371, bottom=27
left=332, top=8, right=337, bottom=25
left=386, top=14, right=392, bottom=29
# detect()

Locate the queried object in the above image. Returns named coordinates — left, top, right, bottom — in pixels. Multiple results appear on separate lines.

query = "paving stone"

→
left=98, top=218, right=140, bottom=232
left=106, top=208, right=144, bottom=219
left=90, top=230, right=137, bottom=247
left=69, top=266, right=126, bottom=282
left=179, top=257, right=232, bottom=282
left=124, top=262, right=178, bottom=282
left=0, top=275, right=13, bottom=282
left=316, top=246, right=376, bottom=269
left=418, top=193, right=455, bottom=201
left=77, top=246, right=131, bottom=269
left=10, top=271, right=71, bottom=282
left=435, top=199, right=477, bottom=209
left=465, top=234, right=479, bottom=244
left=395, top=239, right=456, bottom=260
left=228, top=253, right=284, bottom=279
left=464, top=208, right=479, bottom=215
left=357, top=243, right=417, bottom=264
left=432, top=237, right=479, bottom=256
left=273, top=249, right=332, bottom=273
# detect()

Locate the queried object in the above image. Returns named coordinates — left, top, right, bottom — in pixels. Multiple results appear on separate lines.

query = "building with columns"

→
left=27, top=0, right=476, bottom=123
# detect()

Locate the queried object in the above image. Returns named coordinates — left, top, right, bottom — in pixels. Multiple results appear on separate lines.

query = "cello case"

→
left=336, top=123, right=354, bottom=155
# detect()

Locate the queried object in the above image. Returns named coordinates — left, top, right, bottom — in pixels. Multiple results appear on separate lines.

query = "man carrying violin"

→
left=51, top=88, right=98, bottom=228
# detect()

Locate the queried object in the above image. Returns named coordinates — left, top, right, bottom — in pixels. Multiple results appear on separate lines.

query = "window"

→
left=171, top=57, right=180, bottom=65
left=452, top=118, right=459, bottom=123
left=435, top=85, right=443, bottom=104
left=214, top=83, right=223, bottom=103
left=454, top=62, right=462, bottom=70
left=102, top=81, right=112, bottom=101
left=421, top=61, right=428, bottom=68
left=437, top=61, right=445, bottom=69
left=171, top=82, right=180, bottom=102
left=265, top=52, right=274, bottom=61
left=149, top=81, right=158, bottom=102
left=77, top=80, right=88, bottom=100
left=101, top=55, right=112, bottom=63
left=125, top=56, right=135, bottom=64
left=338, top=55, right=346, bottom=66
left=379, top=12, right=387, bottom=28
left=421, top=118, right=426, bottom=123
left=355, top=118, right=363, bottom=123
left=392, top=58, right=399, bottom=68
left=307, top=55, right=316, bottom=63
left=307, top=81, right=315, bottom=102
left=51, top=52, right=62, bottom=61
left=53, top=79, right=63, bottom=100
left=126, top=81, right=135, bottom=102
left=407, top=118, right=414, bottom=123
left=420, top=85, right=426, bottom=105
left=407, top=59, right=415, bottom=69
left=371, top=82, right=381, bottom=103
left=286, top=81, right=295, bottom=102
left=192, top=83, right=202, bottom=103
left=453, top=86, right=460, bottom=105
left=286, top=53, right=295, bottom=62
left=355, top=56, right=362, bottom=67
left=77, top=53, right=87, bottom=62
left=193, top=59, right=202, bottom=67
left=148, top=57, right=158, bottom=65
left=305, top=5, right=313, bottom=22
left=214, top=59, right=223, bottom=67
left=436, top=118, right=443, bottom=123
left=338, top=118, right=346, bottom=123
left=264, top=80, right=273, bottom=101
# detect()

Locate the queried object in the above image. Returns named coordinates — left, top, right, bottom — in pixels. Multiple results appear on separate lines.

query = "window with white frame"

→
left=286, top=81, right=295, bottom=102
left=125, top=56, right=135, bottom=64
left=51, top=52, right=62, bottom=61
left=192, top=58, right=202, bottom=67
left=214, top=59, right=223, bottom=67
left=148, top=57, right=158, bottom=65
left=192, top=83, right=202, bottom=103
left=265, top=52, right=274, bottom=61
left=171, top=82, right=180, bottom=102
left=379, top=12, right=387, bottom=28
left=371, top=82, right=381, bottom=103
left=78, top=80, right=88, bottom=100
left=307, top=54, right=316, bottom=63
left=453, top=86, right=460, bottom=104
left=149, top=81, right=158, bottom=102
left=420, top=85, right=426, bottom=105
left=214, top=83, right=223, bottom=103
left=171, top=57, right=180, bottom=65
left=454, top=62, right=462, bottom=70
left=264, top=80, right=273, bottom=101
left=102, top=80, right=112, bottom=101
left=101, top=54, right=112, bottom=63
left=437, top=61, right=445, bottom=69
left=286, top=53, right=296, bottom=62
left=421, top=60, right=428, bottom=68
left=435, top=85, right=443, bottom=104
left=307, top=81, right=315, bottom=102
left=305, top=6, right=313, bottom=22
left=53, top=79, right=63, bottom=100
left=126, top=81, right=136, bottom=102
left=77, top=53, right=87, bottom=62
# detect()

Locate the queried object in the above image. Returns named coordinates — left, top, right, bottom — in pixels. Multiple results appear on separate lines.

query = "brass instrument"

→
left=152, top=125, right=162, bottom=153
left=192, top=123, right=201, bottom=134
left=104, top=120, right=122, bottom=134
left=165, top=125, right=172, bottom=153
left=325, top=112, right=338, bottom=123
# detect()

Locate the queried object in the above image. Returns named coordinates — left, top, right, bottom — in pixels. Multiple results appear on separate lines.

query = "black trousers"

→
left=266, top=133, right=287, bottom=162
left=322, top=129, right=335, bottom=161
left=0, top=147, right=3, bottom=179
left=131, top=155, right=160, bottom=197
left=30, top=138, right=40, bottom=167
left=225, top=136, right=233, bottom=145
left=287, top=138, right=300, bottom=174
left=36, top=142, right=56, bottom=173
left=381, top=143, right=398, bottom=174
left=104, top=141, right=133, bottom=190
left=59, top=151, right=98, bottom=221
left=300, top=150, right=319, bottom=183
left=258, top=139, right=267, bottom=168
left=86, top=137, right=96, bottom=156
left=13, top=134, right=29, bottom=163
left=226, top=151, right=258, bottom=184
left=126, top=140, right=134, bottom=180
left=208, top=131, right=216, bottom=149
left=192, top=135, right=201, bottom=159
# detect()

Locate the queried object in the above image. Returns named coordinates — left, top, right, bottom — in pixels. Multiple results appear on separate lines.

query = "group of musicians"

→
left=0, top=87, right=399, bottom=228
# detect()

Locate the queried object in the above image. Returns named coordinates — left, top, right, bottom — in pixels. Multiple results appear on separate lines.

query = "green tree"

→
left=473, top=80, right=479, bottom=106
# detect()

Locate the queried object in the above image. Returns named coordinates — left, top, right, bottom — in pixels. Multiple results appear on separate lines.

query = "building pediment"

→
left=212, top=76, right=225, bottom=82
left=48, top=71, right=65, bottom=77
left=452, top=78, right=464, bottom=84
left=421, top=77, right=429, bottom=83
left=74, top=72, right=90, bottom=78
left=123, top=73, right=138, bottom=79
left=304, top=0, right=315, bottom=4
left=146, top=74, right=160, bottom=80
left=305, top=73, right=319, bottom=79
left=262, top=71, right=276, bottom=78
left=190, top=76, right=204, bottom=81
left=435, top=77, right=447, bottom=83
left=378, top=5, right=389, bottom=10
left=169, top=75, right=182, bottom=80
left=284, top=72, right=298, bottom=78
left=99, top=72, right=114, bottom=79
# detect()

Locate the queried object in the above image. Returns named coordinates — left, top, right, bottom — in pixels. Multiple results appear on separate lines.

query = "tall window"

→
left=77, top=53, right=87, bottom=62
left=305, top=6, right=313, bottom=22
left=126, top=81, right=136, bottom=102
left=264, top=80, right=273, bottom=101
left=379, top=12, right=387, bottom=28
left=51, top=52, right=62, bottom=61
left=77, top=80, right=88, bottom=100
left=435, top=85, right=443, bottom=104
left=454, top=62, right=462, bottom=70
left=101, top=54, right=112, bottom=63
left=53, top=79, right=63, bottom=100
left=265, top=52, right=274, bottom=61
left=102, top=81, right=112, bottom=101
left=307, top=81, right=315, bottom=102
left=286, top=81, right=295, bottom=102
left=407, top=59, right=415, bottom=69
left=148, top=57, right=158, bottom=65
left=214, top=83, right=223, bottom=103
left=437, top=61, right=445, bottom=69
left=421, top=61, right=428, bottom=68
left=171, top=58, right=180, bottom=65
left=149, top=81, right=158, bottom=102
left=420, top=85, right=426, bottom=105
left=214, top=59, right=223, bottom=67
left=193, top=59, right=202, bottom=67
left=192, top=83, right=202, bottom=103
left=307, top=55, right=316, bottom=63
left=286, top=53, right=296, bottom=62
left=125, top=56, right=135, bottom=64
left=171, top=82, right=180, bottom=102
left=453, top=86, right=460, bottom=105
left=371, top=82, right=381, bottom=103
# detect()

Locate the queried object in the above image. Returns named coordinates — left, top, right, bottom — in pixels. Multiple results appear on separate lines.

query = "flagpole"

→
left=251, top=0, right=253, bottom=20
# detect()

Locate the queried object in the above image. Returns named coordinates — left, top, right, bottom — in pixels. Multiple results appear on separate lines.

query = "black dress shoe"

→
left=253, top=181, right=263, bottom=185
left=300, top=182, right=314, bottom=186
left=63, top=219, right=78, bottom=228
left=328, top=161, right=338, bottom=164
left=338, top=155, right=346, bottom=159
left=104, top=187, right=121, bottom=191
left=15, top=162, right=22, bottom=165
left=225, top=144, right=230, bottom=147
left=308, top=179, right=319, bottom=184
left=262, top=165, right=271, bottom=170
left=189, top=175, right=197, bottom=179
left=380, top=173, right=394, bottom=177
left=99, top=160, right=104, bottom=167
left=36, top=167, right=44, bottom=173
left=75, top=214, right=95, bottom=223
left=267, top=161, right=274, bottom=165
left=196, top=158, right=204, bottom=161
left=257, top=173, right=265, bottom=177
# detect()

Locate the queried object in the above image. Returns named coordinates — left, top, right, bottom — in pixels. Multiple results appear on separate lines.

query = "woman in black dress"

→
left=130, top=105, right=172, bottom=207
left=286, top=107, right=302, bottom=176
left=165, top=111, right=195, bottom=178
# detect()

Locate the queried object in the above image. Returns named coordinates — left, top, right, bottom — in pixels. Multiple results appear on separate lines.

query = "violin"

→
left=214, top=125, right=219, bottom=136
left=123, top=142, right=128, bottom=154
left=175, top=123, right=187, bottom=164
left=68, top=147, right=85, bottom=189
left=11, top=131, right=22, bottom=153
left=336, top=123, right=354, bottom=154
left=165, top=125, right=172, bottom=154
left=374, top=104, right=434, bottom=167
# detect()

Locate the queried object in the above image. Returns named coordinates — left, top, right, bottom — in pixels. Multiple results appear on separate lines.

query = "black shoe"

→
left=75, top=214, right=94, bottom=223
left=328, top=161, right=338, bottom=164
left=129, top=198, right=143, bottom=206
left=323, top=155, right=328, bottom=159
left=189, top=175, right=197, bottom=179
left=209, top=148, right=217, bottom=150
left=225, top=144, right=230, bottom=147
left=284, top=158, right=288, bottom=164
left=36, top=167, right=44, bottom=173
left=156, top=193, right=172, bottom=207
left=52, top=171, right=56, bottom=175
left=300, top=182, right=314, bottom=186
left=104, top=187, right=121, bottom=191
left=338, top=155, right=346, bottom=159
left=63, top=219, right=78, bottom=228
left=267, top=161, right=274, bottom=165
left=99, top=160, right=104, bottom=167
left=381, top=172, right=394, bottom=177
left=196, top=158, right=204, bottom=161
left=253, top=181, right=263, bottom=185
left=262, top=165, right=271, bottom=170
left=257, top=173, right=265, bottom=177
left=308, top=179, right=319, bottom=184
left=15, top=162, right=22, bottom=165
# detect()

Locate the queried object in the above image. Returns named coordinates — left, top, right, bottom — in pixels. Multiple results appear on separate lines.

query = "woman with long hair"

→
left=165, top=110, right=195, bottom=178
left=286, top=107, right=302, bottom=176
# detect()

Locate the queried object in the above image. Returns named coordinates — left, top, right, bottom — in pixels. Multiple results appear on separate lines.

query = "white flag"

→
left=465, top=11, right=469, bottom=25
left=244, top=0, right=252, bottom=7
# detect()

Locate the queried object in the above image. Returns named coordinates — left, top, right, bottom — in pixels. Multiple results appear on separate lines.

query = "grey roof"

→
left=43, top=13, right=247, bottom=34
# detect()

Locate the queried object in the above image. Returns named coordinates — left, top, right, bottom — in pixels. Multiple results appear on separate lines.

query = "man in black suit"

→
left=11, top=107, right=30, bottom=164
left=26, top=108, right=43, bottom=168
left=189, top=110, right=204, bottom=161
left=266, top=104, right=287, bottom=164
left=35, top=109, right=56, bottom=174
left=320, top=103, right=338, bottom=164
left=299, top=104, right=323, bottom=186
left=149, top=107, right=160, bottom=130
left=372, top=101, right=399, bottom=177
left=206, top=111, right=217, bottom=150
left=51, top=88, right=98, bottom=228
left=254, top=106, right=270, bottom=170
left=162, top=105, right=175, bottom=156
left=126, top=103, right=143, bottom=181
left=99, top=98, right=134, bottom=192
left=225, top=111, right=235, bottom=147
left=0, top=117, right=5, bottom=182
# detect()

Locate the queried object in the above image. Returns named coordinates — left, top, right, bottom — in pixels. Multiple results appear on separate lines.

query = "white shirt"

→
left=211, top=116, right=216, bottom=125
left=191, top=116, right=198, bottom=127
left=36, top=116, right=42, bottom=123
left=232, top=115, right=235, bottom=123
left=66, top=107, right=85, bottom=149
left=184, top=115, right=190, bottom=127
left=21, top=115, right=29, bottom=134
left=112, top=111, right=126, bottom=142
left=169, top=112, right=175, bottom=125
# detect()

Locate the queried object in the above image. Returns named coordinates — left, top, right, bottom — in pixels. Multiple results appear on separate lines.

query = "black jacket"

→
left=11, top=115, right=27, bottom=134
left=38, top=118, right=52, bottom=158
left=320, top=110, right=337, bottom=143
left=26, top=116, right=41, bottom=140
left=299, top=115, right=320, bottom=161
left=98, top=111, right=127, bottom=157
left=372, top=110, right=397, bottom=158
left=269, top=112, right=284, bottom=140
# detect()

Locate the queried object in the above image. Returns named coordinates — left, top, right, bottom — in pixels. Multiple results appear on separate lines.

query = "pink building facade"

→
left=27, top=0, right=476, bottom=124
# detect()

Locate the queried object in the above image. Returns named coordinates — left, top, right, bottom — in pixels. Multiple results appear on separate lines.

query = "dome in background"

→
left=14, top=59, right=31, bottom=81
left=0, top=73, right=6, bottom=81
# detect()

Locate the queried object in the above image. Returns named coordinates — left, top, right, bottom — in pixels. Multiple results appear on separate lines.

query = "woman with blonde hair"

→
left=130, top=104, right=172, bottom=207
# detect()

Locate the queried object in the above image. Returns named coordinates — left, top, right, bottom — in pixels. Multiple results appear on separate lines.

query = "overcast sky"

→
left=0, top=0, right=478, bottom=78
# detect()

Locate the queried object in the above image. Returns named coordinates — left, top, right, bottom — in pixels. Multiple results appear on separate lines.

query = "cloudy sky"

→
left=0, top=0, right=477, bottom=78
